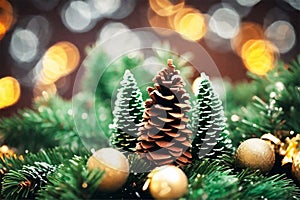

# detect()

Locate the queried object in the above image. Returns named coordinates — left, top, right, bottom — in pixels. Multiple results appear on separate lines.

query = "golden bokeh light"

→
left=40, top=41, right=80, bottom=84
left=175, top=10, right=206, bottom=41
left=149, top=0, right=184, bottom=17
left=148, top=3, right=206, bottom=41
left=0, top=0, right=14, bottom=40
left=171, top=7, right=196, bottom=29
left=231, top=22, right=264, bottom=56
left=192, top=76, right=201, bottom=95
left=0, top=76, right=21, bottom=109
left=33, top=82, right=57, bottom=100
left=147, top=8, right=173, bottom=34
left=241, top=39, right=278, bottom=76
left=0, top=23, right=6, bottom=35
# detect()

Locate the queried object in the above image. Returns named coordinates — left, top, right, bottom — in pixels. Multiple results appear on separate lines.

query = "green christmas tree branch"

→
left=0, top=95, right=79, bottom=152
left=227, top=56, right=300, bottom=146
left=184, top=159, right=300, bottom=200
left=0, top=146, right=89, bottom=199
left=37, top=155, right=104, bottom=200
left=2, top=162, right=56, bottom=199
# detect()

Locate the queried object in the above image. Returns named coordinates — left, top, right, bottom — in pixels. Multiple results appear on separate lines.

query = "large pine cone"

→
left=136, top=60, right=192, bottom=166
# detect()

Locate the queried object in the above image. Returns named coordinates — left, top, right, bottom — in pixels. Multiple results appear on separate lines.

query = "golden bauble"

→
left=87, top=148, right=129, bottom=192
left=236, top=138, right=275, bottom=173
left=292, top=152, right=300, bottom=183
left=146, top=165, right=188, bottom=200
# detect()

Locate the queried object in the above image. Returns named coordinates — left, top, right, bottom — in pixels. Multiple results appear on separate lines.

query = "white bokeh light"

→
left=209, top=7, right=240, bottom=39
left=265, top=20, right=296, bottom=53
left=98, top=22, right=130, bottom=43
left=62, top=1, right=94, bottom=33
left=97, top=22, right=141, bottom=58
left=284, top=0, right=300, bottom=10
left=26, top=16, right=51, bottom=47
left=110, top=0, right=136, bottom=19
left=236, top=0, right=261, bottom=7
left=86, top=0, right=104, bottom=20
left=222, top=0, right=252, bottom=17
left=9, top=29, right=39, bottom=63
left=92, top=0, right=121, bottom=18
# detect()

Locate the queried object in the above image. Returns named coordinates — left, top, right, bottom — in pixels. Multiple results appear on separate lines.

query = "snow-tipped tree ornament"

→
left=136, top=59, right=192, bottom=166
left=191, top=72, right=230, bottom=159
left=110, top=70, right=144, bottom=153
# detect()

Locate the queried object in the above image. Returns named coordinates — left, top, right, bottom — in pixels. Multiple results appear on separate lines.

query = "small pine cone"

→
left=136, top=59, right=192, bottom=166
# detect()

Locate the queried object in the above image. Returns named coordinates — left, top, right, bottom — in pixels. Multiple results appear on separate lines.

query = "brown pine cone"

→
left=136, top=59, right=192, bottom=166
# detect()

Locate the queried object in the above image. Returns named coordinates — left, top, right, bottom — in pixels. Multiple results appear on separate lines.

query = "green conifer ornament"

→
left=110, top=70, right=144, bottom=152
left=136, top=59, right=192, bottom=166
left=191, top=73, right=230, bottom=159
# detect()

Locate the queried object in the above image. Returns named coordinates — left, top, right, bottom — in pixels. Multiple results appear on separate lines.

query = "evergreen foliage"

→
left=0, top=96, right=78, bottom=152
left=184, top=159, right=300, bottom=200
left=0, top=147, right=89, bottom=199
left=37, top=156, right=104, bottom=200
left=227, top=56, right=300, bottom=147
left=2, top=162, right=56, bottom=199
left=0, top=50, right=300, bottom=199
left=110, top=70, right=144, bottom=152
left=191, top=73, right=231, bottom=159
left=236, top=170, right=299, bottom=199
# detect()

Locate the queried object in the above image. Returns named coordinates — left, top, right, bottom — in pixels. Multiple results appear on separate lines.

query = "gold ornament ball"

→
left=292, top=152, right=300, bottom=183
left=236, top=138, right=275, bottom=173
left=146, top=165, right=188, bottom=200
left=87, top=148, right=129, bottom=192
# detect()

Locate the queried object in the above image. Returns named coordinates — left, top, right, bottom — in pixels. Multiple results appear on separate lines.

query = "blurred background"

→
left=0, top=0, right=299, bottom=116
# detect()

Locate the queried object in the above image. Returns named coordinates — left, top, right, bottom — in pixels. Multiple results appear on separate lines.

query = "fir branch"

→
left=183, top=160, right=239, bottom=200
left=2, top=162, right=56, bottom=200
left=0, top=147, right=89, bottom=199
left=228, top=95, right=284, bottom=147
left=37, top=155, right=104, bottom=200
left=0, top=146, right=88, bottom=173
left=184, top=159, right=300, bottom=200
left=237, top=170, right=300, bottom=199
left=0, top=95, right=79, bottom=152
left=227, top=56, right=300, bottom=145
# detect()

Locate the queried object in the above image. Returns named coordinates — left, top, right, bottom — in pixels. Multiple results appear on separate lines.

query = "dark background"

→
left=0, top=0, right=299, bottom=116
